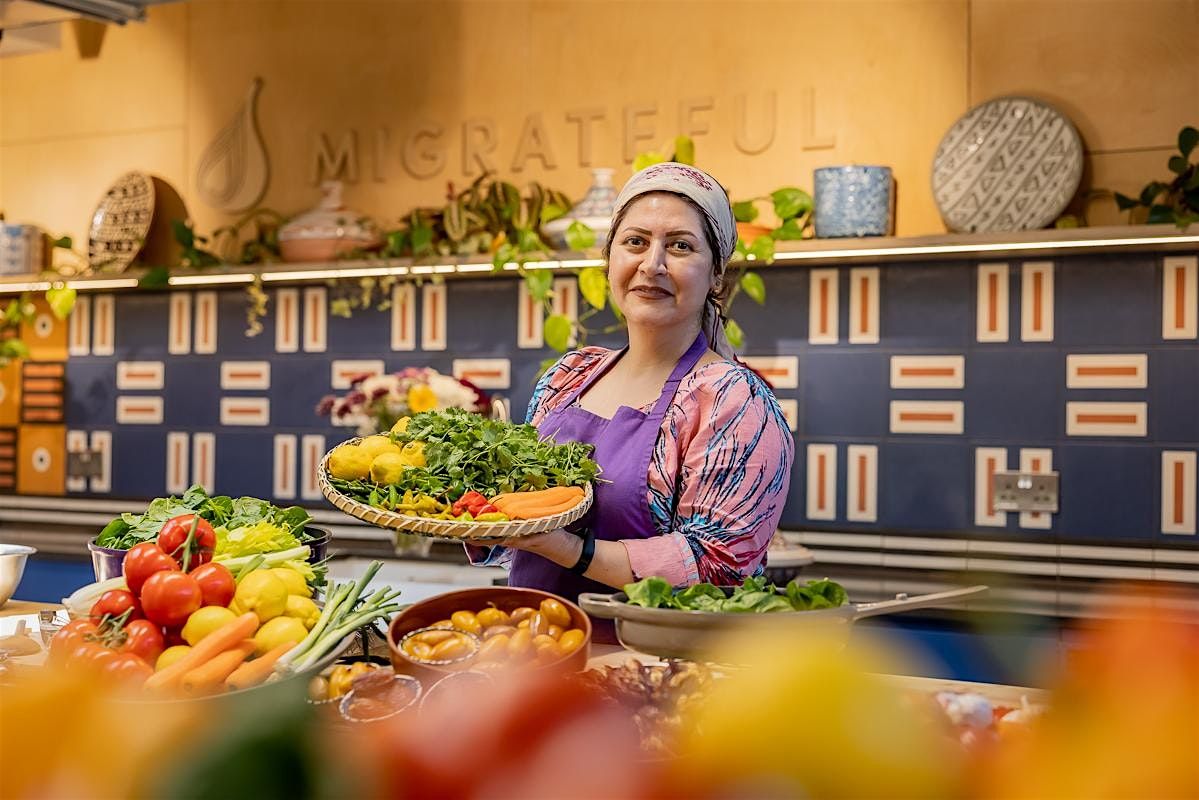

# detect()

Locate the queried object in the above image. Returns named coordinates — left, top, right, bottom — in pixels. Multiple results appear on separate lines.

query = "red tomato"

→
left=69, top=642, right=119, bottom=673
left=189, top=561, right=236, bottom=607
left=50, top=619, right=99, bottom=663
left=123, top=542, right=179, bottom=595
left=119, top=619, right=165, bottom=664
left=140, top=570, right=202, bottom=628
left=89, top=589, right=142, bottom=623
left=157, top=514, right=217, bottom=571
left=103, top=653, right=154, bottom=686
left=163, top=628, right=187, bottom=648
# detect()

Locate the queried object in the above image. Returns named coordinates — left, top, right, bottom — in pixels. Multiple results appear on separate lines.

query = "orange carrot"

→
left=492, top=487, right=584, bottom=516
left=180, top=640, right=255, bottom=695
left=225, top=642, right=292, bottom=691
left=143, top=612, right=259, bottom=692
left=509, top=498, right=585, bottom=519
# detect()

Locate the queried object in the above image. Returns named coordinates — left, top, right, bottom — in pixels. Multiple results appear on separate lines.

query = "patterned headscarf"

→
left=608, top=162, right=738, bottom=359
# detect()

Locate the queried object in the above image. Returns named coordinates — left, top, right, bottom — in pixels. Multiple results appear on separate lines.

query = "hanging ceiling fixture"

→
left=0, top=0, right=179, bottom=30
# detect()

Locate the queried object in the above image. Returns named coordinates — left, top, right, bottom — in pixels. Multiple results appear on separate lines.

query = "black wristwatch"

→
left=570, top=529, right=596, bottom=575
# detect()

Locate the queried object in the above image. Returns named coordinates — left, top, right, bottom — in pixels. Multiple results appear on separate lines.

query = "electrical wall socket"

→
left=992, top=471, right=1059, bottom=512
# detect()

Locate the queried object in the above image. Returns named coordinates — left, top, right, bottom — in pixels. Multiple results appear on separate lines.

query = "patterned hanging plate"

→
left=88, top=171, right=155, bottom=271
left=932, top=96, right=1083, bottom=233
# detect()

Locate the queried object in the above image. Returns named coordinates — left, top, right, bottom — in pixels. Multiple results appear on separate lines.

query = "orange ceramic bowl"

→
left=388, top=587, right=591, bottom=679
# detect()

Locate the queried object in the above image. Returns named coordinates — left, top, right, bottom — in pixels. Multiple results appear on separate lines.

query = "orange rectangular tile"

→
left=0, top=361, right=19, bottom=426
left=18, top=299, right=69, bottom=362
left=16, top=424, right=65, bottom=495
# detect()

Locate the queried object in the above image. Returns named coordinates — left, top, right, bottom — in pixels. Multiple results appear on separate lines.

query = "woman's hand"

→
left=499, top=528, right=583, bottom=569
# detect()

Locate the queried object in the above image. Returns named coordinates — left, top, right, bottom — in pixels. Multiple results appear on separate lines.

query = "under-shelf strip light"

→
left=168, top=273, right=254, bottom=286
left=771, top=233, right=1199, bottom=261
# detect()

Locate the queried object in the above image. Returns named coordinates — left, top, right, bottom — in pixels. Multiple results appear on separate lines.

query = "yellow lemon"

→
left=369, top=452, right=406, bottom=486
left=390, top=416, right=411, bottom=434
left=155, top=645, right=192, bottom=672
left=253, top=616, right=309, bottom=657
left=398, top=441, right=426, bottom=467
left=358, top=435, right=401, bottom=459
left=407, top=384, right=438, bottom=413
left=284, top=595, right=321, bottom=630
left=269, top=567, right=310, bottom=598
left=327, top=444, right=372, bottom=481
left=233, top=570, right=289, bottom=624
left=181, top=606, right=239, bottom=646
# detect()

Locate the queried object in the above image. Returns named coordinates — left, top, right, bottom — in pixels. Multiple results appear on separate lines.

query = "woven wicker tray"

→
left=318, top=441, right=593, bottom=542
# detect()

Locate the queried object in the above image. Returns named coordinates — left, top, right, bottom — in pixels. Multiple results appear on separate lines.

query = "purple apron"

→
left=510, top=333, right=708, bottom=642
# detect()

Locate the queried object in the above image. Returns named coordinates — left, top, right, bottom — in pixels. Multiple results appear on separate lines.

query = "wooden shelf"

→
left=1, top=223, right=1195, bottom=295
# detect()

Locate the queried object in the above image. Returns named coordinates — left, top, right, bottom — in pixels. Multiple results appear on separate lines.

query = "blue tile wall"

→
left=61, top=250, right=1199, bottom=549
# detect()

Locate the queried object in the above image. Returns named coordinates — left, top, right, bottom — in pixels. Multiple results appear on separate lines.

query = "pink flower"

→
left=315, top=396, right=336, bottom=416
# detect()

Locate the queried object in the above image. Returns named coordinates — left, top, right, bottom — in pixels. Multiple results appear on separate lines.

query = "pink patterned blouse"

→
left=473, top=347, right=794, bottom=587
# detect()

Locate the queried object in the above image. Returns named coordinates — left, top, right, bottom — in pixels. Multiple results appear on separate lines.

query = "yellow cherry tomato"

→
left=539, top=598, right=572, bottom=628
left=476, top=607, right=509, bottom=628
left=558, top=628, right=586, bottom=655
left=477, top=634, right=510, bottom=663
left=508, top=606, right=536, bottom=626
left=450, top=610, right=482, bottom=636
left=507, top=628, right=533, bottom=660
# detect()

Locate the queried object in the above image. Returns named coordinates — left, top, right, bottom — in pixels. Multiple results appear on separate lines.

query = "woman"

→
left=472, top=162, right=793, bottom=620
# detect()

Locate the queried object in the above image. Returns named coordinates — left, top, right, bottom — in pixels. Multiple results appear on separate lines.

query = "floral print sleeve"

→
left=621, top=364, right=794, bottom=586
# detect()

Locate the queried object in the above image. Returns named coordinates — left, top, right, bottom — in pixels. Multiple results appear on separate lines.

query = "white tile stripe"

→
left=301, top=435, right=326, bottom=501
left=89, top=431, right=111, bottom=493
left=1019, top=448, right=1054, bottom=530
left=551, top=277, right=578, bottom=334
left=220, top=361, right=271, bottom=390
left=192, top=433, right=215, bottom=493
left=976, top=263, right=1009, bottom=342
left=848, top=267, right=879, bottom=344
left=421, top=283, right=447, bottom=351
left=66, top=430, right=88, bottom=492
left=302, top=287, right=327, bottom=352
left=808, top=268, right=838, bottom=344
left=805, top=444, right=837, bottom=521
left=452, top=358, right=511, bottom=390
left=741, top=356, right=799, bottom=389
left=1020, top=261, right=1054, bottom=342
left=273, top=435, right=297, bottom=500
left=1161, top=451, right=1196, bottom=535
left=777, top=399, right=798, bottom=432
left=1162, top=255, right=1197, bottom=339
left=1066, top=401, right=1147, bottom=437
left=168, top=292, right=191, bottom=355
left=517, top=281, right=543, bottom=349
left=391, top=283, right=416, bottom=351
left=91, top=294, right=114, bottom=356
left=194, top=291, right=218, bottom=354
left=889, top=355, right=965, bottom=389
left=116, top=396, right=163, bottom=425
left=166, top=432, right=189, bottom=494
left=116, top=361, right=164, bottom=391
left=330, top=360, right=384, bottom=390
left=68, top=296, right=91, bottom=356
left=1065, top=354, right=1148, bottom=389
left=889, top=401, right=964, bottom=434
left=846, top=444, right=877, bottom=522
left=974, top=447, right=1007, bottom=527
left=275, top=288, right=299, bottom=353
left=220, top=398, right=270, bottom=426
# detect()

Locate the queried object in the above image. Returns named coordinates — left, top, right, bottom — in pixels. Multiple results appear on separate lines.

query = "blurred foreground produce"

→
left=2, top=585, right=1195, bottom=799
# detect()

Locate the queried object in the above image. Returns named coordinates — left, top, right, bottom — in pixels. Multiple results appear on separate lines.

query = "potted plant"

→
left=1115, top=125, right=1198, bottom=228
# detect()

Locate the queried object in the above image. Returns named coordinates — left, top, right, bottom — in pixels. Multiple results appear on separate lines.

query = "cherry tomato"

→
left=103, top=653, right=154, bottom=686
left=89, top=589, right=142, bottom=624
left=189, top=562, right=236, bottom=607
left=123, top=542, right=179, bottom=595
left=49, top=619, right=99, bottom=663
left=119, top=619, right=165, bottom=664
left=140, top=571, right=202, bottom=628
left=157, top=514, right=216, bottom=571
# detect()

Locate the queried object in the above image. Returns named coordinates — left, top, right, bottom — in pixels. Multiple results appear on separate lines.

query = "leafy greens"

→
left=95, top=484, right=313, bottom=551
left=624, top=575, right=848, bottom=614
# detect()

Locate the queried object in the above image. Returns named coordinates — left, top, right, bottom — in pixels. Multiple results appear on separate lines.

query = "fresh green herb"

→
left=623, top=576, right=849, bottom=613
left=94, top=485, right=313, bottom=551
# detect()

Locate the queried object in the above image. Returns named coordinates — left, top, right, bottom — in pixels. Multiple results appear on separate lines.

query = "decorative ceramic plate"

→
left=932, top=96, right=1083, bottom=233
left=88, top=171, right=155, bottom=271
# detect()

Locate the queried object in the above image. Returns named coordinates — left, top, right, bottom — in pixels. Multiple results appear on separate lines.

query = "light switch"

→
left=992, top=471, right=1059, bottom=512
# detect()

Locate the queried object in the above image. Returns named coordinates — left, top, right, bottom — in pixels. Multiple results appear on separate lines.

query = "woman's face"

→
left=608, top=192, right=716, bottom=332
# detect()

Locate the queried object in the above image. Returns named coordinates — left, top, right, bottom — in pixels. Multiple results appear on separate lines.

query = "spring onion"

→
left=275, top=560, right=402, bottom=673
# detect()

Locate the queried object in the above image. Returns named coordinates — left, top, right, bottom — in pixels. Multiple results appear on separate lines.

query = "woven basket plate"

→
left=318, top=441, right=593, bottom=542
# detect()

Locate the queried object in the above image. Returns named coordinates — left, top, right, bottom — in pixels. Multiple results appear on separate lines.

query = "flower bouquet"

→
left=316, top=368, right=490, bottom=437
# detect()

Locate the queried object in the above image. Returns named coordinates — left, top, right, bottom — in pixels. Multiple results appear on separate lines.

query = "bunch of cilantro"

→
left=344, top=408, right=599, bottom=503
left=624, top=575, right=848, bottom=613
